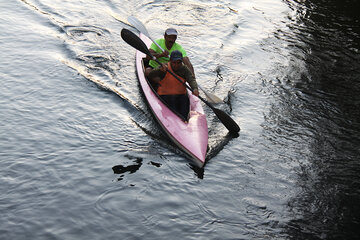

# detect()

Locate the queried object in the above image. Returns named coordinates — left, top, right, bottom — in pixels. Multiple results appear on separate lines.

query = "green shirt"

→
left=149, top=39, right=187, bottom=68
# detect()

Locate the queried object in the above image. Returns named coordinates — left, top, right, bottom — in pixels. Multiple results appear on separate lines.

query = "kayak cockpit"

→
left=141, top=58, right=191, bottom=122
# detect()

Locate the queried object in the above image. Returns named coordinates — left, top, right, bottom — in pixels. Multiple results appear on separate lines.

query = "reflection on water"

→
left=268, top=0, right=360, bottom=238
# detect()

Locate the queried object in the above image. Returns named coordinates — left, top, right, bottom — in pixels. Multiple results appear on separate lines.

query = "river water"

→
left=1, top=0, right=359, bottom=239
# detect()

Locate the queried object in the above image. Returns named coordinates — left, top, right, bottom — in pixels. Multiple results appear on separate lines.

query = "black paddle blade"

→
left=121, top=28, right=153, bottom=57
left=198, top=95, right=240, bottom=133
left=212, top=107, right=240, bottom=133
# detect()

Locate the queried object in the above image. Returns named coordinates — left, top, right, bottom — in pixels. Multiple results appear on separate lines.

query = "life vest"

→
left=157, top=63, right=186, bottom=95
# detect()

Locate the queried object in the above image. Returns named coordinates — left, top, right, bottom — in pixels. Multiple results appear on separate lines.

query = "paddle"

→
left=121, top=28, right=240, bottom=134
left=127, top=16, right=164, bottom=52
left=127, top=16, right=223, bottom=104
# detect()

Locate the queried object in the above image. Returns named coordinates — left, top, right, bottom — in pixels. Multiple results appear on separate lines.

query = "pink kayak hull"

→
left=135, top=34, right=208, bottom=167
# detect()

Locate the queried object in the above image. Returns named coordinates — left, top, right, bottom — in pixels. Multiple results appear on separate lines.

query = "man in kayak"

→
left=148, top=50, right=199, bottom=120
left=145, top=28, right=195, bottom=78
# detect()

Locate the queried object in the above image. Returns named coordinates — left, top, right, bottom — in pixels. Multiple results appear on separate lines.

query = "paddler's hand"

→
left=192, top=89, right=199, bottom=97
left=152, top=77, right=162, bottom=84
left=160, top=50, right=169, bottom=58
left=159, top=63, right=168, bottom=72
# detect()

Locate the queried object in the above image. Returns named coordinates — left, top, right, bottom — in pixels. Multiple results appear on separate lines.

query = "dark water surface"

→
left=1, top=0, right=359, bottom=239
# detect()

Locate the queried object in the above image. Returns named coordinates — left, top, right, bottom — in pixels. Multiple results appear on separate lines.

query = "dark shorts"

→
left=160, top=94, right=190, bottom=120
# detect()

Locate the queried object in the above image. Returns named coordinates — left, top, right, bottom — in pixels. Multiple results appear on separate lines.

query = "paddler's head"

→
left=164, top=28, right=178, bottom=50
left=170, top=50, right=183, bottom=71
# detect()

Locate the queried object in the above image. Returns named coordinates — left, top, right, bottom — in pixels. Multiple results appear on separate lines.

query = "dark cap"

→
left=170, top=50, right=183, bottom=61
left=165, top=28, right=178, bottom=36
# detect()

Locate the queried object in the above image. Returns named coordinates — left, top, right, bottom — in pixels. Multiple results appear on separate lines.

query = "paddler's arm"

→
left=148, top=64, right=167, bottom=84
left=183, top=56, right=195, bottom=78
left=181, top=65, right=199, bottom=96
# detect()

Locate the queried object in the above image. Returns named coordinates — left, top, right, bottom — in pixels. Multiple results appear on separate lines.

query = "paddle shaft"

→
left=127, top=16, right=164, bottom=51
left=156, top=60, right=209, bottom=107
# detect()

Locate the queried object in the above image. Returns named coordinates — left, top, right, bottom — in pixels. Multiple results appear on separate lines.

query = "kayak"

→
left=135, top=33, right=208, bottom=168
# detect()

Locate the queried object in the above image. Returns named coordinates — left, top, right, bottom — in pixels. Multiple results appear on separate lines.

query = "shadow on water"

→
left=111, top=127, right=239, bottom=180
left=112, top=155, right=143, bottom=181
left=274, top=0, right=360, bottom=238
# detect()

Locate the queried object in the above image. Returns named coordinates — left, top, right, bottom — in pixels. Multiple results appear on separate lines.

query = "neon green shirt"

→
left=149, top=38, right=187, bottom=68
